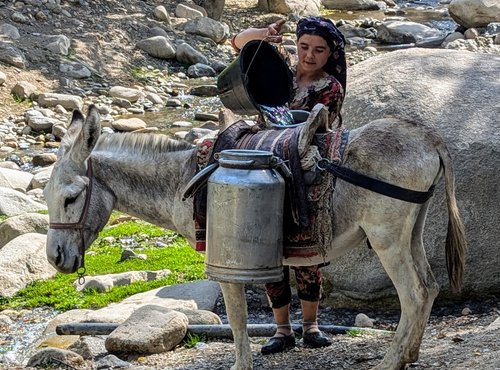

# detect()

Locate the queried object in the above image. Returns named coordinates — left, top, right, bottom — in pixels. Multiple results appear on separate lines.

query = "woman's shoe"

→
left=261, top=334, right=296, bottom=355
left=302, top=330, right=332, bottom=348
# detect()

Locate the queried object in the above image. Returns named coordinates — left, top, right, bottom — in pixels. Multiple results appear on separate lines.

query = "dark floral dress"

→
left=289, top=66, right=345, bottom=125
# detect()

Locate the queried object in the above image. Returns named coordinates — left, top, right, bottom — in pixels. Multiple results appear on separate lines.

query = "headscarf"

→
left=296, top=16, right=347, bottom=91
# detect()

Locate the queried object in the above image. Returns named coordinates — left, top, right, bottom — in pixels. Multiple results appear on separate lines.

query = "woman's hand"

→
left=265, top=19, right=286, bottom=43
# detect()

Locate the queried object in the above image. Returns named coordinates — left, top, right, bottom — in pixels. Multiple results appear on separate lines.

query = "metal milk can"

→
left=206, top=149, right=285, bottom=284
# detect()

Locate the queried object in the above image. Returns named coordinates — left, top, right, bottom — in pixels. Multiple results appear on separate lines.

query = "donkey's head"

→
left=44, top=105, right=113, bottom=273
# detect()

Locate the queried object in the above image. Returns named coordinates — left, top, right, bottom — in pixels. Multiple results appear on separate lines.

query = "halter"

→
left=49, top=158, right=93, bottom=284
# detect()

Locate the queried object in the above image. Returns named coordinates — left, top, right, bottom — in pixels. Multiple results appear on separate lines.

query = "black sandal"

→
left=302, top=320, right=332, bottom=348
left=261, top=333, right=296, bottom=355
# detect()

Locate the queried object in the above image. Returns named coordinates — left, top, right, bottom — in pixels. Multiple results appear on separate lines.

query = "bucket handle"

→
left=242, top=39, right=266, bottom=81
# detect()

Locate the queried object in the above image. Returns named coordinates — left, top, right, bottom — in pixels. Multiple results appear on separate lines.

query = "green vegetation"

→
left=0, top=216, right=205, bottom=312
left=346, top=328, right=364, bottom=337
left=183, top=332, right=208, bottom=348
left=130, top=66, right=167, bottom=84
left=12, top=94, right=33, bottom=106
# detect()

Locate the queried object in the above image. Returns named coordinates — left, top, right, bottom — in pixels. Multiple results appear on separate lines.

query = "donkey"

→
left=44, top=104, right=465, bottom=370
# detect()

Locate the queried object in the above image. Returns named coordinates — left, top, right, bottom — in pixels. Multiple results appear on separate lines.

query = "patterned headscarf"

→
left=296, top=16, right=347, bottom=91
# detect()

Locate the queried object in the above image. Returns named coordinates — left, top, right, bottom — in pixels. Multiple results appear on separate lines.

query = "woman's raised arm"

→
left=231, top=19, right=286, bottom=52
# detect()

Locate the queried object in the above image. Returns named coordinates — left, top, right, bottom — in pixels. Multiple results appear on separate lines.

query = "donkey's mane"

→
left=93, top=132, right=195, bottom=159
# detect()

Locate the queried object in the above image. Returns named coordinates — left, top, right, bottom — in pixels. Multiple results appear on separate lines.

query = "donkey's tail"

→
left=436, top=140, right=466, bottom=293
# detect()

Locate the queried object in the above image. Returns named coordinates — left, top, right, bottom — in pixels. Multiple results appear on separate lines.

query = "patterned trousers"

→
left=265, top=265, right=323, bottom=308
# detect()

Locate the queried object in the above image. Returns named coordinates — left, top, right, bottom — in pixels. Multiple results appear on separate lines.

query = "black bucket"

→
left=217, top=40, right=293, bottom=116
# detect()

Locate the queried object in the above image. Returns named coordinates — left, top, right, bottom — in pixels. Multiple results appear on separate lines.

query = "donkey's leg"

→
left=370, top=231, right=439, bottom=370
left=220, top=282, right=253, bottom=370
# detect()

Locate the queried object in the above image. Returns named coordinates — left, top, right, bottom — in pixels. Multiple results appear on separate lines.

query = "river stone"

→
left=145, top=91, right=164, bottom=105
left=38, top=93, right=84, bottom=110
left=190, top=84, right=218, bottom=96
left=0, top=70, right=6, bottom=85
left=95, top=354, right=131, bottom=369
left=258, top=0, right=321, bottom=15
left=109, top=86, right=144, bottom=103
left=45, top=34, right=71, bottom=55
left=449, top=0, right=500, bottom=28
left=0, top=167, right=33, bottom=191
left=322, top=48, right=500, bottom=307
left=175, top=42, right=209, bottom=66
left=59, top=61, right=92, bottom=78
left=153, top=5, right=171, bottom=23
left=74, top=269, right=171, bottom=292
left=0, top=23, right=20, bottom=39
left=323, top=0, right=381, bottom=11
left=184, top=16, right=229, bottom=43
left=111, top=117, right=147, bottom=132
left=32, top=153, right=57, bottom=167
left=376, top=20, right=445, bottom=44
left=175, top=308, right=223, bottom=325
left=0, top=187, right=47, bottom=216
left=175, top=3, right=204, bottom=19
left=136, top=36, right=176, bottom=59
left=27, top=116, right=59, bottom=133
left=105, top=305, right=189, bottom=354
left=0, top=42, right=26, bottom=68
left=0, top=233, right=56, bottom=297
left=11, top=81, right=37, bottom=99
left=30, top=166, right=53, bottom=189
left=0, top=213, right=49, bottom=248
left=27, top=348, right=84, bottom=368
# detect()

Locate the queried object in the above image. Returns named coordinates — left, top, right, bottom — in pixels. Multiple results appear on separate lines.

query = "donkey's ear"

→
left=59, top=109, right=85, bottom=158
left=68, top=105, right=101, bottom=163
left=84, top=105, right=101, bottom=151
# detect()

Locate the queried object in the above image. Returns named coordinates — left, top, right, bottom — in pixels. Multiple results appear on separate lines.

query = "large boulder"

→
left=258, top=0, right=321, bottom=15
left=0, top=233, right=56, bottom=297
left=0, top=212, right=49, bottom=248
left=105, top=305, right=189, bottom=354
left=449, top=0, right=500, bottom=28
left=0, top=187, right=47, bottom=216
left=0, top=167, right=33, bottom=191
left=323, top=48, right=500, bottom=307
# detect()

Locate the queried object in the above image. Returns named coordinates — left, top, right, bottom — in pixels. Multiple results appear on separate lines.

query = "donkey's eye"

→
left=64, top=196, right=78, bottom=208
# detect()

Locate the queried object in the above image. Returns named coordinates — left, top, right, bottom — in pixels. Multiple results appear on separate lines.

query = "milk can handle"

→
left=181, top=163, right=219, bottom=201
left=218, top=159, right=255, bottom=168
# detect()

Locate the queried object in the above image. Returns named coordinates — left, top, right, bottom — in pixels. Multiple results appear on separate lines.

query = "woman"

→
left=231, top=16, right=347, bottom=355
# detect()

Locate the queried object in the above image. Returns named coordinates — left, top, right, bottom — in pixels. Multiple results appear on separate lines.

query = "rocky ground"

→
left=1, top=0, right=499, bottom=369
left=123, top=291, right=500, bottom=369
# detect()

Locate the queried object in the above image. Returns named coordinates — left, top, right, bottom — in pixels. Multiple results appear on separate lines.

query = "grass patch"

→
left=130, top=66, right=166, bottom=84
left=183, top=332, right=208, bottom=348
left=346, top=328, right=364, bottom=337
left=12, top=94, right=33, bottom=106
left=0, top=217, right=205, bottom=312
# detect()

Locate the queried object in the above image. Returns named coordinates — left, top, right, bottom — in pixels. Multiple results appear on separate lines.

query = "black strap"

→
left=324, top=162, right=435, bottom=204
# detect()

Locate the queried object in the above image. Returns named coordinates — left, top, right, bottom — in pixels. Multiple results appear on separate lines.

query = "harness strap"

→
left=322, top=161, right=435, bottom=204
left=49, top=158, right=93, bottom=283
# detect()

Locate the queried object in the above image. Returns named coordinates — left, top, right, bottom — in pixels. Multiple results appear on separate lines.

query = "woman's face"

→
left=297, top=34, right=332, bottom=74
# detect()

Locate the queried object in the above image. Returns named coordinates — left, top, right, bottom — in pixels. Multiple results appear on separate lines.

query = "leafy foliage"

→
left=183, top=332, right=208, bottom=348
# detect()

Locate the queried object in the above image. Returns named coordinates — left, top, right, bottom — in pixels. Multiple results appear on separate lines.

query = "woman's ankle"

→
left=302, top=320, right=320, bottom=334
left=275, top=323, right=293, bottom=337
